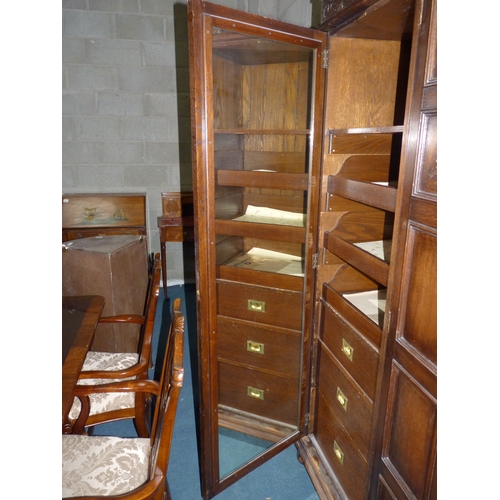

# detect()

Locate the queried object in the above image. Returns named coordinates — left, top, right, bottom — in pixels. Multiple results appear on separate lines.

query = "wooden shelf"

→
left=330, top=126, right=404, bottom=135
left=328, top=127, right=403, bottom=154
left=215, top=219, right=306, bottom=244
left=323, top=232, right=390, bottom=286
left=221, top=248, right=304, bottom=278
left=215, top=129, right=310, bottom=135
left=216, top=170, right=309, bottom=191
left=327, top=176, right=397, bottom=212
left=218, top=263, right=303, bottom=292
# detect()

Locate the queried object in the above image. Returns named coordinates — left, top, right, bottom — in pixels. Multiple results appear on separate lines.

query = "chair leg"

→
left=134, top=393, right=151, bottom=438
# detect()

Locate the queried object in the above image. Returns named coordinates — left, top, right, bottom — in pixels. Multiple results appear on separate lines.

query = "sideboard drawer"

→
left=316, top=344, right=373, bottom=460
left=65, top=228, right=146, bottom=240
left=218, top=362, right=299, bottom=426
left=217, top=316, right=301, bottom=379
left=315, top=392, right=369, bottom=500
left=320, top=299, right=379, bottom=402
left=158, top=225, right=194, bottom=242
left=217, top=280, right=303, bottom=331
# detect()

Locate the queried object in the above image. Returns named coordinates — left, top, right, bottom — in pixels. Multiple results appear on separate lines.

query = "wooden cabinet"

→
left=187, top=0, right=436, bottom=498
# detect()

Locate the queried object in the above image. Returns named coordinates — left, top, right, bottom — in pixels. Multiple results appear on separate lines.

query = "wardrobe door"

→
left=374, top=0, right=437, bottom=498
left=188, top=1, right=326, bottom=498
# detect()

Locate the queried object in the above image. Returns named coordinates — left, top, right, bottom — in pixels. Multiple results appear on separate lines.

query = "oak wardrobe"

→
left=187, top=0, right=437, bottom=498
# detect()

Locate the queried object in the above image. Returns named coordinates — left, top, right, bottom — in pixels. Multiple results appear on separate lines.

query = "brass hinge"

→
left=322, top=49, right=329, bottom=69
left=304, top=413, right=310, bottom=427
left=312, top=253, right=318, bottom=269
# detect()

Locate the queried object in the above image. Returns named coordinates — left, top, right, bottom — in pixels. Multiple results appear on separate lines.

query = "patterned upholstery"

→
left=69, top=352, right=139, bottom=421
left=62, top=435, right=150, bottom=498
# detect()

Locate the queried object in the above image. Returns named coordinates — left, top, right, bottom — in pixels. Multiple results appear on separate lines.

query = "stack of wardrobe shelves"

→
left=210, top=29, right=318, bottom=441
left=297, top=0, right=437, bottom=499
left=308, top=41, right=406, bottom=500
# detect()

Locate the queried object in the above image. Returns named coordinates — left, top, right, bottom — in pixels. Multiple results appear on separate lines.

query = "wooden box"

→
left=62, top=235, right=148, bottom=353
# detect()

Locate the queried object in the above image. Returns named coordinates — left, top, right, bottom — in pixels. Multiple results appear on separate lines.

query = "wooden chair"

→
left=62, top=298, right=184, bottom=499
left=66, top=253, right=162, bottom=437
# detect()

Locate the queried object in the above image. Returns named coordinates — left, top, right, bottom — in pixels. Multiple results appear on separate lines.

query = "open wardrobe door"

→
left=187, top=1, right=327, bottom=498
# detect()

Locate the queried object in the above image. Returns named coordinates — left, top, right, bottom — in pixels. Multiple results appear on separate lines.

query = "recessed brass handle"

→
left=336, top=387, right=348, bottom=412
left=247, top=386, right=264, bottom=400
left=333, top=441, right=344, bottom=465
left=248, top=299, right=266, bottom=313
left=341, top=339, right=354, bottom=361
left=247, top=341, right=265, bottom=354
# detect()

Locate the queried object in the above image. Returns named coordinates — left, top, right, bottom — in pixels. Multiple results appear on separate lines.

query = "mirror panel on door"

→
left=188, top=1, right=326, bottom=497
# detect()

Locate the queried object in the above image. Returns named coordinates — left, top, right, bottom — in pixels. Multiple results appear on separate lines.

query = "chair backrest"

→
left=137, top=252, right=162, bottom=373
left=148, top=297, right=184, bottom=486
left=63, top=298, right=185, bottom=499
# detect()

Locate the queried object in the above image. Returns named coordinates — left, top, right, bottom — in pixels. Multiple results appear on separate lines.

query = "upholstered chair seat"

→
left=68, top=352, right=139, bottom=421
left=62, top=298, right=185, bottom=500
left=62, top=435, right=150, bottom=498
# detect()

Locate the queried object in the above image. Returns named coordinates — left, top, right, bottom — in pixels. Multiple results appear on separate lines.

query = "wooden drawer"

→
left=317, top=344, right=373, bottom=460
left=159, top=224, right=195, bottom=242
left=315, top=392, right=369, bottom=500
left=320, top=299, right=379, bottom=401
left=65, top=227, right=146, bottom=240
left=217, top=316, right=301, bottom=379
left=218, top=362, right=298, bottom=426
left=217, top=280, right=303, bottom=331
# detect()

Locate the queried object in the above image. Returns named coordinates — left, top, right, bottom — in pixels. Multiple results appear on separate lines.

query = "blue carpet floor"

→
left=94, top=284, right=319, bottom=500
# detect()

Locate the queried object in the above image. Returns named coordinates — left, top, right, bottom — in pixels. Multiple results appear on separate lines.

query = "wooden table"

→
left=62, top=295, right=105, bottom=432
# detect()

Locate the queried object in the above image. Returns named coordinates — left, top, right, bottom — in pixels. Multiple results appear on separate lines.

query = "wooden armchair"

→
left=66, top=253, right=162, bottom=437
left=62, top=298, right=184, bottom=499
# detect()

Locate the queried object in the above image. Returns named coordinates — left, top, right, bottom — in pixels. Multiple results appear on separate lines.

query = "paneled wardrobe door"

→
left=373, top=0, right=437, bottom=499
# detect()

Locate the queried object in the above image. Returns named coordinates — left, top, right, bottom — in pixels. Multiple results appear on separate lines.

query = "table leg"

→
left=160, top=240, right=167, bottom=296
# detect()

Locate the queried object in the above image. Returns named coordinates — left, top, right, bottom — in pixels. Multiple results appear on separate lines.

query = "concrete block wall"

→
left=62, top=0, right=193, bottom=284
left=62, top=0, right=314, bottom=285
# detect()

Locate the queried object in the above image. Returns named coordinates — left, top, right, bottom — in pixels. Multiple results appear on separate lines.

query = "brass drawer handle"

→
left=248, top=299, right=266, bottom=313
left=341, top=339, right=353, bottom=361
left=333, top=441, right=344, bottom=465
left=336, top=387, right=348, bottom=412
left=247, top=386, right=264, bottom=400
left=246, top=341, right=265, bottom=354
